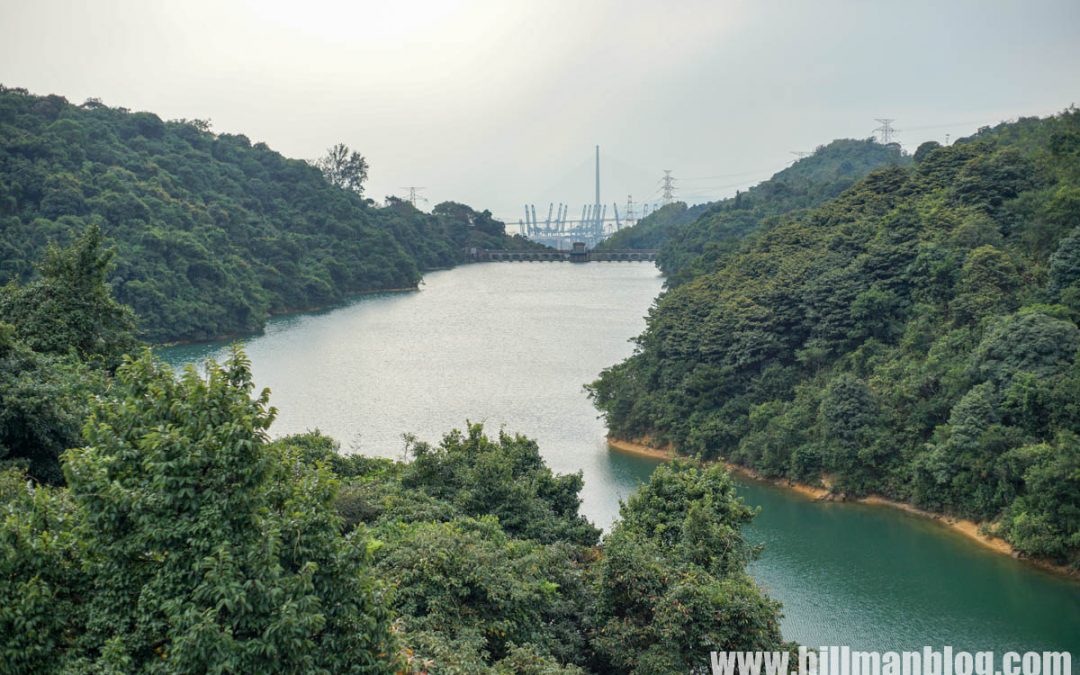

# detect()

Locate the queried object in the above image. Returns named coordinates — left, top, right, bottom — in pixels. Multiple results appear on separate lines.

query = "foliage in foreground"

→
left=2, top=350, right=398, bottom=673
left=1, top=350, right=785, bottom=673
left=298, top=424, right=786, bottom=673
left=590, top=110, right=1080, bottom=567
left=1, top=224, right=135, bottom=483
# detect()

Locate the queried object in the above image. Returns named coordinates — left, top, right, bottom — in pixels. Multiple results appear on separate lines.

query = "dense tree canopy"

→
left=320, top=431, right=786, bottom=673
left=590, top=110, right=1080, bottom=567
left=0, top=86, right=540, bottom=342
left=1, top=355, right=787, bottom=673
left=3, top=350, right=399, bottom=673
left=0, top=225, right=132, bottom=483
left=1, top=223, right=137, bottom=367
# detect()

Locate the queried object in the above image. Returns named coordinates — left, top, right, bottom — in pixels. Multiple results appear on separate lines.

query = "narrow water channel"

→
left=159, top=263, right=1080, bottom=656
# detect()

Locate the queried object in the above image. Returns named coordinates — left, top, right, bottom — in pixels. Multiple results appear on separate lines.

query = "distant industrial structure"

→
left=470, top=242, right=658, bottom=263
left=517, top=146, right=668, bottom=249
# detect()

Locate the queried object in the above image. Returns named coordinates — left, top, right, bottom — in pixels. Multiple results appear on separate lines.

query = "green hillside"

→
left=0, top=86, right=538, bottom=342
left=594, top=200, right=711, bottom=251
left=597, top=139, right=907, bottom=285
left=590, top=111, right=1080, bottom=567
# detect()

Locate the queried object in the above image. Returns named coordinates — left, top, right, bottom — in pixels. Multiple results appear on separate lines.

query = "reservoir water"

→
left=159, top=263, right=1079, bottom=657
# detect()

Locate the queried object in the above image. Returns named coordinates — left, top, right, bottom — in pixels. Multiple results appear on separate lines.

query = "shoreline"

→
left=155, top=286, right=420, bottom=347
left=607, top=436, right=1079, bottom=580
left=269, top=286, right=419, bottom=318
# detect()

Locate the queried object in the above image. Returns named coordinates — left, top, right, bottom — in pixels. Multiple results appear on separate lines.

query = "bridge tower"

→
left=595, top=144, right=600, bottom=208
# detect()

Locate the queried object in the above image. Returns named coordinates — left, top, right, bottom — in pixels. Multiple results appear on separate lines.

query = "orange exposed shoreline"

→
left=607, top=436, right=1078, bottom=580
left=607, top=437, right=677, bottom=460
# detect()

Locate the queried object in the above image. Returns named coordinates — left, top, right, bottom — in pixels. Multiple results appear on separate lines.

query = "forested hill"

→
left=594, top=200, right=712, bottom=251
left=0, top=86, right=539, bottom=342
left=590, top=110, right=1080, bottom=568
left=597, top=139, right=907, bottom=284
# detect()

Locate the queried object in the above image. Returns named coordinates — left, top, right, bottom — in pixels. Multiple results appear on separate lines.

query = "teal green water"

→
left=159, top=263, right=1079, bottom=656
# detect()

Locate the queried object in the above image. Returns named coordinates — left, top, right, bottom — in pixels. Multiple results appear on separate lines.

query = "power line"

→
left=680, top=165, right=782, bottom=181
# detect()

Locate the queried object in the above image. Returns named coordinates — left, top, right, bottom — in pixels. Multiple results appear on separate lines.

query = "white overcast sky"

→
left=2, top=0, right=1078, bottom=221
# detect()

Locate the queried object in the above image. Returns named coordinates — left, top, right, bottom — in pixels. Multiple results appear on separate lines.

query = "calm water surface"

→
left=159, top=263, right=1079, bottom=656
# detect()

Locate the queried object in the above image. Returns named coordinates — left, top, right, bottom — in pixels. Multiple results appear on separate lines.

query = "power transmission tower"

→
left=400, top=186, right=427, bottom=206
left=625, top=194, right=635, bottom=223
left=790, top=150, right=812, bottom=159
left=660, top=170, right=676, bottom=205
left=873, top=118, right=896, bottom=144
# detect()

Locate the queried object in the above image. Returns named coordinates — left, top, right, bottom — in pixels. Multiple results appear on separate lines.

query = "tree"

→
left=973, top=310, right=1080, bottom=385
left=589, top=462, right=784, bottom=673
left=401, top=423, right=600, bottom=546
left=61, top=349, right=397, bottom=672
left=954, top=148, right=1038, bottom=212
left=0, top=323, right=102, bottom=484
left=951, top=245, right=1020, bottom=325
left=0, top=223, right=137, bottom=368
left=0, top=469, right=86, bottom=673
left=1049, top=227, right=1080, bottom=299
left=617, top=461, right=757, bottom=576
left=999, top=434, right=1080, bottom=565
left=315, top=143, right=369, bottom=194
left=914, top=140, right=942, bottom=164
left=373, top=517, right=590, bottom=671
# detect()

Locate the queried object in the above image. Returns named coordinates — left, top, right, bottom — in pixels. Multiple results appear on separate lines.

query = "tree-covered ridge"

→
left=593, top=200, right=712, bottom=251
left=597, top=139, right=907, bottom=284
left=590, top=110, right=1080, bottom=567
left=0, top=86, right=540, bottom=343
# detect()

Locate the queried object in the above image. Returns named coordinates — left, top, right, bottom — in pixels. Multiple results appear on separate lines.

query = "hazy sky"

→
left=2, top=0, right=1078, bottom=221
